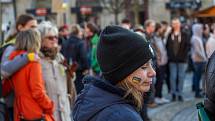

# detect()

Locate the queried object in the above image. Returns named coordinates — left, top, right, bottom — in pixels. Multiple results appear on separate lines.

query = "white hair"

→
left=37, top=21, right=58, bottom=39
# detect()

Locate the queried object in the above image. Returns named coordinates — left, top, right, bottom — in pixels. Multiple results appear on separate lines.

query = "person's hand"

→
left=27, top=53, right=40, bottom=61
left=82, top=70, right=89, bottom=75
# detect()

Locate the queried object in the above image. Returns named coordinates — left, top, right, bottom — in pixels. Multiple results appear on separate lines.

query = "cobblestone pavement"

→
left=148, top=99, right=202, bottom=121
left=148, top=72, right=203, bottom=121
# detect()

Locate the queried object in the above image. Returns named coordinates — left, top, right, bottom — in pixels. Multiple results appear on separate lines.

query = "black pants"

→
left=155, top=65, right=167, bottom=98
left=166, top=63, right=171, bottom=93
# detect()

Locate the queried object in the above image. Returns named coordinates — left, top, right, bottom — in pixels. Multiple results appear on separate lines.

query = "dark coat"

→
left=72, top=76, right=143, bottom=121
left=166, top=31, right=191, bottom=63
left=61, top=36, right=89, bottom=72
left=204, top=51, right=215, bottom=119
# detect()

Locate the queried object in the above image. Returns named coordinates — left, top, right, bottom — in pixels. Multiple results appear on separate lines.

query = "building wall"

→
left=149, top=0, right=214, bottom=23
left=3, top=0, right=214, bottom=28
left=2, top=0, right=32, bottom=26
left=100, top=10, right=125, bottom=28
left=16, top=0, right=32, bottom=17
left=15, top=0, right=76, bottom=26
left=148, top=0, right=171, bottom=22
left=67, top=0, right=77, bottom=25
left=201, top=0, right=213, bottom=9
left=2, top=3, right=15, bottom=28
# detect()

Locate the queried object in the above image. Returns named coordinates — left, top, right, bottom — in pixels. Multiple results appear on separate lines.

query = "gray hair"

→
left=15, top=29, right=41, bottom=53
left=37, top=21, right=58, bottom=39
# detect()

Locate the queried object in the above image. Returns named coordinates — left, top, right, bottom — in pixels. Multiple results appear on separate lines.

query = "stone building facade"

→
left=1, top=0, right=214, bottom=29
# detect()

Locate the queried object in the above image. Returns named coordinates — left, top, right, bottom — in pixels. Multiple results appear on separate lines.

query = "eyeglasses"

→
left=45, top=36, right=58, bottom=41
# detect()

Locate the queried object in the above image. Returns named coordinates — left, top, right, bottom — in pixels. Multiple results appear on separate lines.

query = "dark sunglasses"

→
left=45, top=36, right=58, bottom=41
left=30, top=25, right=37, bottom=29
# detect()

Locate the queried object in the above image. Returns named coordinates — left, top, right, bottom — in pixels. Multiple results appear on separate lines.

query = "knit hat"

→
left=97, top=25, right=153, bottom=85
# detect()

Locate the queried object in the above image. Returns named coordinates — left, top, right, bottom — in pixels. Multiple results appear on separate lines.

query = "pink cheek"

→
left=47, top=42, right=54, bottom=48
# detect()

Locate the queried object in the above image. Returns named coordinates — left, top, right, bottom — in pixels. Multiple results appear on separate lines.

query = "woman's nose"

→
left=148, top=66, right=156, bottom=77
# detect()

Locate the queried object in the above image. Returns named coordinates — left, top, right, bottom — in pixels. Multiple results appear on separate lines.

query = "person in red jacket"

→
left=9, top=29, right=54, bottom=121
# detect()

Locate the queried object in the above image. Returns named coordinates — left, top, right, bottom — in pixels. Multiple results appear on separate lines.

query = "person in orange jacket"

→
left=9, top=29, right=54, bottom=121
left=1, top=21, right=75, bottom=121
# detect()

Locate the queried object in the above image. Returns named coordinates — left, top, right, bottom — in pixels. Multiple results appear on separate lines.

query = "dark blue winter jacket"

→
left=72, top=76, right=143, bottom=121
left=61, top=35, right=90, bottom=72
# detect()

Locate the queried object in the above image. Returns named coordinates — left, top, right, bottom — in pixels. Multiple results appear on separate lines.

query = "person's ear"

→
left=17, top=25, right=24, bottom=31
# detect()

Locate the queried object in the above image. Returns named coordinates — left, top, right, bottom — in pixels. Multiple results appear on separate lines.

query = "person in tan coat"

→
left=38, top=21, right=75, bottom=121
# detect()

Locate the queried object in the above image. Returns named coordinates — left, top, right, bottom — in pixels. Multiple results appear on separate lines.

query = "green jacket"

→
left=91, top=34, right=101, bottom=73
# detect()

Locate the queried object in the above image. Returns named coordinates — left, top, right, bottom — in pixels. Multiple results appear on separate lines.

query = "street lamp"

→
left=62, top=0, right=68, bottom=24
left=62, top=2, right=68, bottom=9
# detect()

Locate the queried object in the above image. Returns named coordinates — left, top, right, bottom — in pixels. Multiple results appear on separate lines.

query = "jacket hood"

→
left=192, top=24, right=203, bottom=38
left=73, top=75, right=131, bottom=121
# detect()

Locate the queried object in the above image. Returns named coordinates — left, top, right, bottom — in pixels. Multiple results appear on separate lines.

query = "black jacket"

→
left=166, top=32, right=191, bottom=63
left=73, top=76, right=143, bottom=121
left=61, top=36, right=89, bottom=72
left=204, top=51, right=215, bottom=119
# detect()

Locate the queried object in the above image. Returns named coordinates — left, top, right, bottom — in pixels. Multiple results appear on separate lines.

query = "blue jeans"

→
left=169, top=62, right=187, bottom=96
left=193, top=62, right=206, bottom=96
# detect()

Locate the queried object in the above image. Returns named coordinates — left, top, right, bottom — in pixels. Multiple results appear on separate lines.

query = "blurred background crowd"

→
left=1, top=0, right=215, bottom=121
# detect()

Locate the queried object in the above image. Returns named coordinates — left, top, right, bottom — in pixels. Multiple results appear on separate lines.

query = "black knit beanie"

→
left=97, top=26, right=153, bottom=85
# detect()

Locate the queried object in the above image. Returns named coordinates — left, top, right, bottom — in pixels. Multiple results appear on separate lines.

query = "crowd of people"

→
left=0, top=13, right=215, bottom=121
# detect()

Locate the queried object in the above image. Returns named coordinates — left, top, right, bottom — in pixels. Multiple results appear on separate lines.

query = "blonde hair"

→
left=71, top=24, right=82, bottom=36
left=15, top=29, right=41, bottom=53
left=117, top=79, right=143, bottom=110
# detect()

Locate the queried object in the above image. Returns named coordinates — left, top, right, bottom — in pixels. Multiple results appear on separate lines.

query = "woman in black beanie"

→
left=73, top=25, right=156, bottom=121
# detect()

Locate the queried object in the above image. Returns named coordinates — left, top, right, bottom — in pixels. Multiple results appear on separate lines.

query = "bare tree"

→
left=100, top=0, right=128, bottom=24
